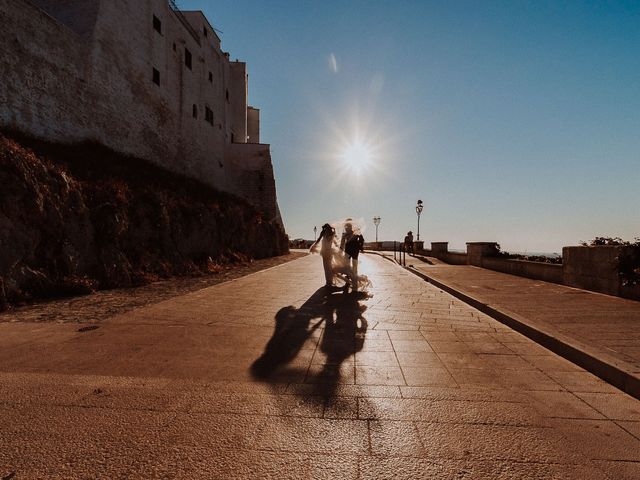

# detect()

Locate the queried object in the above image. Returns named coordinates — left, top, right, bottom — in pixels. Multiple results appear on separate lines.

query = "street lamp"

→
left=373, top=216, right=381, bottom=242
left=415, top=200, right=424, bottom=241
left=313, top=225, right=317, bottom=241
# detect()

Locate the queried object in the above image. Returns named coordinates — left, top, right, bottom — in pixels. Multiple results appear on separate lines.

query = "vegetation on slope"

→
left=0, top=132, right=288, bottom=309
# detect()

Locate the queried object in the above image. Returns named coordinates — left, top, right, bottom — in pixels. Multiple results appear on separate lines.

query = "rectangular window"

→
left=203, top=26, right=208, bottom=37
left=192, top=104, right=198, bottom=119
left=152, top=67, right=160, bottom=86
left=205, top=106, right=213, bottom=125
left=185, top=48, right=192, bottom=70
left=208, top=72, right=213, bottom=83
left=153, top=15, right=162, bottom=34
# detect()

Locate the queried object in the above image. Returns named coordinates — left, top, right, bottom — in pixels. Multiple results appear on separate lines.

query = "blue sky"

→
left=181, top=0, right=639, bottom=253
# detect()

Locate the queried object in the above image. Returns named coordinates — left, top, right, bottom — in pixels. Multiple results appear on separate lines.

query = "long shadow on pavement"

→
left=251, top=287, right=330, bottom=377
left=314, top=291, right=368, bottom=398
left=251, top=287, right=369, bottom=399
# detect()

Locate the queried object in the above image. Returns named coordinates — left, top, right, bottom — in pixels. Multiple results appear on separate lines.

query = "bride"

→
left=310, top=219, right=370, bottom=292
left=310, top=223, right=336, bottom=287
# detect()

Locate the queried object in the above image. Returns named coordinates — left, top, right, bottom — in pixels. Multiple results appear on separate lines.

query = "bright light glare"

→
left=340, top=141, right=373, bottom=174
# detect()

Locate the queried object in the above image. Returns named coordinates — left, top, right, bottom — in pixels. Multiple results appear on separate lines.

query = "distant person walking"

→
left=310, top=223, right=336, bottom=288
left=405, top=231, right=414, bottom=255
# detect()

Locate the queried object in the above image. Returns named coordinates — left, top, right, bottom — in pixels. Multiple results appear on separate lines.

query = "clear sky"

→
left=181, top=0, right=639, bottom=253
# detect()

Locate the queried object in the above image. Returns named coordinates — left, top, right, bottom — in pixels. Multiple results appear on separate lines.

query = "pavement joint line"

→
left=369, top=253, right=640, bottom=401
left=614, top=421, right=640, bottom=441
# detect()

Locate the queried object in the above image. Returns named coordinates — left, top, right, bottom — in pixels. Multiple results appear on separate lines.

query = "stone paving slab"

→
left=0, top=254, right=639, bottom=478
left=399, top=256, right=640, bottom=399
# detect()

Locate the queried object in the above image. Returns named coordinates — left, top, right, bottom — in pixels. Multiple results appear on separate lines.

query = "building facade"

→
left=0, top=0, right=282, bottom=224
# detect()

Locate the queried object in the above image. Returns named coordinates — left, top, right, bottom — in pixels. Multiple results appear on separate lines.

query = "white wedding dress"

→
left=311, top=219, right=371, bottom=291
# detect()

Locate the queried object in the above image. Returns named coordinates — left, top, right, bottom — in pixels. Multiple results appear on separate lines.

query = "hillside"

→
left=0, top=132, right=288, bottom=309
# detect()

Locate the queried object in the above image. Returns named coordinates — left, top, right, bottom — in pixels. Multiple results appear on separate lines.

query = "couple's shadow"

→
left=251, top=286, right=369, bottom=397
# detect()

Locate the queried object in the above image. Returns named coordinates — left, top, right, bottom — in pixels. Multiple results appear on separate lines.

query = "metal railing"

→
left=168, top=0, right=201, bottom=45
left=393, top=241, right=407, bottom=267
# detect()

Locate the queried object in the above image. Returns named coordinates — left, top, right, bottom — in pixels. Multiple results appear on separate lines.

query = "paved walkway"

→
left=0, top=252, right=306, bottom=324
left=403, top=256, right=640, bottom=399
left=1, top=254, right=640, bottom=478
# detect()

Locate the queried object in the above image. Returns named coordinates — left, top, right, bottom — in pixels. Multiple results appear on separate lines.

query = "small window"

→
left=203, top=26, right=208, bottom=37
left=152, top=67, right=160, bottom=86
left=225, top=89, right=229, bottom=101
left=153, top=15, right=162, bottom=34
left=192, top=104, right=198, bottom=118
left=172, top=42, right=176, bottom=52
left=205, top=106, right=214, bottom=125
left=208, top=72, right=213, bottom=83
left=185, top=48, right=192, bottom=70
left=231, top=132, right=235, bottom=143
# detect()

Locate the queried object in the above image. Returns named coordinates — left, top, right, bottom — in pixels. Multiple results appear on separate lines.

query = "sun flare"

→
left=316, top=106, right=397, bottom=189
left=340, top=141, right=374, bottom=174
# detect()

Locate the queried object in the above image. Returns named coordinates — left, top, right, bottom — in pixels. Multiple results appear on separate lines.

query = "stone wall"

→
left=466, top=242, right=499, bottom=267
left=225, top=143, right=281, bottom=223
left=482, top=257, right=563, bottom=284
left=440, top=252, right=469, bottom=266
left=427, top=242, right=637, bottom=299
left=0, top=0, right=282, bottom=223
left=247, top=107, right=260, bottom=144
left=429, top=242, right=562, bottom=283
left=0, top=0, right=90, bottom=142
left=30, top=0, right=100, bottom=37
left=562, top=246, right=639, bottom=300
left=562, top=246, right=622, bottom=296
left=227, top=61, right=248, bottom=143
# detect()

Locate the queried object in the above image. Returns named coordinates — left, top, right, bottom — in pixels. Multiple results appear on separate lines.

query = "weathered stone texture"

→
left=562, top=246, right=622, bottom=296
left=30, top=0, right=100, bottom=37
left=0, top=0, right=282, bottom=223
left=247, top=107, right=260, bottom=144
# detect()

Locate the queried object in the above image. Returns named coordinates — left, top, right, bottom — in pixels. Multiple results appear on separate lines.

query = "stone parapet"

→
left=562, top=246, right=622, bottom=297
left=442, top=252, right=469, bottom=265
left=466, top=242, right=499, bottom=266
left=417, top=239, right=638, bottom=301
left=431, top=242, right=448, bottom=255
left=482, top=257, right=563, bottom=284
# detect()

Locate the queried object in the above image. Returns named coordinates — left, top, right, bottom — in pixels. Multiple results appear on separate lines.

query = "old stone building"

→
left=0, top=0, right=282, bottom=224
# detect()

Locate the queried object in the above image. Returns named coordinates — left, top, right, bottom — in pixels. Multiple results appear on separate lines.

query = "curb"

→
left=402, top=265, right=640, bottom=401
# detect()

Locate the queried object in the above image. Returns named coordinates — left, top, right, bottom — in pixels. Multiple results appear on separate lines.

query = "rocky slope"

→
left=0, top=132, right=288, bottom=309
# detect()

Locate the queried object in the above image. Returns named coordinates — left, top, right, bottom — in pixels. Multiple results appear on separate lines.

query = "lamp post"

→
left=373, top=216, right=381, bottom=242
left=415, top=200, right=424, bottom=241
left=313, top=225, right=317, bottom=241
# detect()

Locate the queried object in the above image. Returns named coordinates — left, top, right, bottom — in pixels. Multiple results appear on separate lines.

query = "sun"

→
left=340, top=141, right=373, bottom=174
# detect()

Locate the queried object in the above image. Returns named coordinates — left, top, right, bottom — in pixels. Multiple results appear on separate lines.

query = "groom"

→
left=340, top=219, right=365, bottom=290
